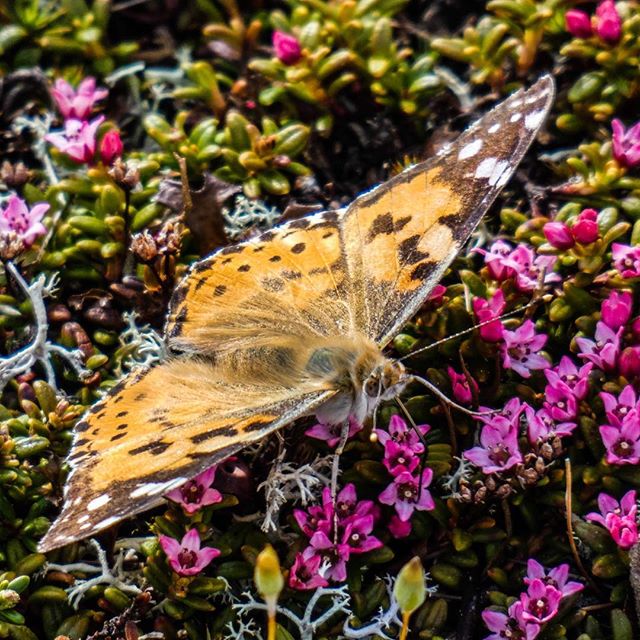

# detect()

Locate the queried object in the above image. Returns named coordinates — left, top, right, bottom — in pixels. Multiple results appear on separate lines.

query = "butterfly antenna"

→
left=397, top=297, right=547, bottom=363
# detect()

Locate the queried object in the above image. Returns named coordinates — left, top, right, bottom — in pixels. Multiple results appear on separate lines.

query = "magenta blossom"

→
left=0, top=195, right=48, bottom=247
left=306, top=415, right=362, bottom=448
left=599, top=412, right=640, bottom=465
left=501, top=320, right=549, bottom=378
left=595, top=0, right=622, bottom=43
left=524, top=559, right=584, bottom=598
left=448, top=366, right=478, bottom=404
left=341, top=515, right=383, bottom=554
left=51, top=76, right=108, bottom=120
left=543, top=221, right=574, bottom=250
left=576, top=321, right=622, bottom=372
left=158, top=529, right=220, bottom=576
left=572, top=208, right=600, bottom=244
left=612, top=242, right=640, bottom=277
left=288, top=553, right=329, bottom=590
left=544, top=356, right=592, bottom=401
left=482, top=601, right=541, bottom=640
left=620, top=346, right=640, bottom=380
left=464, top=418, right=523, bottom=474
left=375, top=414, right=429, bottom=455
left=383, top=440, right=419, bottom=475
left=302, top=531, right=350, bottom=582
left=601, top=290, right=633, bottom=330
left=519, top=579, right=563, bottom=625
left=586, top=490, right=638, bottom=549
left=100, top=129, right=123, bottom=165
left=476, top=240, right=517, bottom=281
left=388, top=514, right=412, bottom=538
left=378, top=469, right=435, bottom=521
left=165, top=466, right=223, bottom=514
left=600, top=384, right=638, bottom=427
left=612, top=120, right=640, bottom=169
left=322, top=483, right=378, bottom=525
left=504, top=244, right=559, bottom=292
left=565, top=9, right=593, bottom=38
left=427, top=283, right=447, bottom=307
left=473, top=289, right=506, bottom=342
left=526, top=406, right=577, bottom=444
left=273, top=31, right=302, bottom=65
left=45, top=116, right=104, bottom=164
left=543, top=383, right=577, bottom=423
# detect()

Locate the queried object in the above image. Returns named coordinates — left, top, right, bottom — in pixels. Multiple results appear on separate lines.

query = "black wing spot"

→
left=117, top=423, right=128, bottom=431
left=291, top=242, right=306, bottom=254
left=410, top=261, right=437, bottom=281
left=214, top=285, right=227, bottom=297
left=394, top=216, right=412, bottom=232
left=111, top=433, right=127, bottom=441
left=398, top=235, right=430, bottom=264
left=269, top=255, right=282, bottom=263
left=116, top=411, right=128, bottom=418
left=129, top=441, right=172, bottom=456
left=238, top=264, right=251, bottom=272
left=191, top=426, right=238, bottom=443
left=194, top=277, right=208, bottom=291
left=367, top=213, right=394, bottom=241
left=244, top=418, right=273, bottom=432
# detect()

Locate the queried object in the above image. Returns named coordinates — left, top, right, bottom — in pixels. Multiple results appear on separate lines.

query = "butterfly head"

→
left=363, top=359, right=408, bottom=402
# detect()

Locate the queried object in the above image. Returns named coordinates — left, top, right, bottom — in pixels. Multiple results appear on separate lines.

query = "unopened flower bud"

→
left=543, top=221, right=574, bottom=250
left=254, top=544, right=284, bottom=606
left=0, top=589, right=20, bottom=610
left=394, top=556, right=426, bottom=616
left=565, top=9, right=593, bottom=38
left=273, top=31, right=302, bottom=65
left=572, top=208, right=599, bottom=244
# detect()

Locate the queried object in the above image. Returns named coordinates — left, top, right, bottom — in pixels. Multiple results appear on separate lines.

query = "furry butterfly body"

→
left=40, top=75, right=555, bottom=552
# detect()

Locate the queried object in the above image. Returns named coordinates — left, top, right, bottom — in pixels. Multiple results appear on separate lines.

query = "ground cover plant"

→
left=1, top=0, right=640, bottom=638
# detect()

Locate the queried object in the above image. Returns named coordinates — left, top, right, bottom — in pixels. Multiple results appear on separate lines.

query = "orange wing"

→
left=38, top=358, right=333, bottom=552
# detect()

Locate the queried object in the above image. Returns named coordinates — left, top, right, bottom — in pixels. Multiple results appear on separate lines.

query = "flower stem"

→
left=399, top=612, right=411, bottom=640
left=267, top=612, right=276, bottom=640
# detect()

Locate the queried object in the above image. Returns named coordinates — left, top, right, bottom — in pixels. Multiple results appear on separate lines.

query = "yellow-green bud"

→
left=254, top=545, right=284, bottom=607
left=394, top=556, right=426, bottom=615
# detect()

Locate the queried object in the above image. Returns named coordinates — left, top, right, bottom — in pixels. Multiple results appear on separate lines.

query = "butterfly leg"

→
left=330, top=419, right=350, bottom=543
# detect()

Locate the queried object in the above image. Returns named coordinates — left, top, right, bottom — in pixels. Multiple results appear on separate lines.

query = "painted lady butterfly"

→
left=39, top=75, right=555, bottom=551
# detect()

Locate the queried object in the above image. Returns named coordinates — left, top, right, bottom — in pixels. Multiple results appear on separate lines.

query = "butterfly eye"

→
left=364, top=376, right=381, bottom=398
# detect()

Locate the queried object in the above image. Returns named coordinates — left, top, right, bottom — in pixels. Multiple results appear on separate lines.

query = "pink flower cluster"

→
left=543, top=208, right=600, bottom=249
left=565, top=0, right=622, bottom=44
left=586, top=490, right=638, bottom=549
left=290, top=483, right=382, bottom=589
left=598, top=385, right=640, bottom=466
left=165, top=465, right=223, bottom=514
left=482, top=559, right=583, bottom=640
left=0, top=195, right=48, bottom=248
left=46, top=77, right=122, bottom=165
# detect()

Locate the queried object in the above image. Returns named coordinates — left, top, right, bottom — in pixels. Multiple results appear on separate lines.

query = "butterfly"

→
left=39, top=75, right=555, bottom=552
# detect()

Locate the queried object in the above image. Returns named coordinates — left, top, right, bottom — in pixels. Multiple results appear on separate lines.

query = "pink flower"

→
left=383, top=440, right=419, bottom=475
left=158, top=529, right=220, bottom=576
left=447, top=366, right=478, bottom=404
left=324, top=483, right=378, bottom=525
left=100, top=129, right=123, bottom=165
left=306, top=416, right=362, bottom=448
left=482, top=602, right=541, bottom=640
left=427, top=283, right=447, bottom=307
left=273, top=31, right=302, bottom=65
left=595, top=0, right=622, bottom=43
left=464, top=418, right=523, bottom=474
left=524, top=559, right=584, bottom=598
left=388, top=515, right=412, bottom=538
left=501, top=320, right=549, bottom=378
left=576, top=321, right=622, bottom=372
left=601, top=384, right=638, bottom=427
left=543, top=221, right=574, bottom=250
left=288, top=553, right=329, bottom=590
left=341, top=515, right=383, bottom=554
left=375, top=414, right=429, bottom=455
left=544, top=356, right=592, bottom=401
left=51, top=76, right=108, bottom=120
left=302, top=531, right=350, bottom=582
left=586, top=490, right=638, bottom=549
left=565, top=9, right=593, bottom=38
left=601, top=290, right=633, bottom=329
left=612, top=121, right=640, bottom=169
left=473, top=289, right=506, bottom=342
left=620, top=346, right=640, bottom=380
left=504, top=245, right=559, bottom=292
left=599, top=413, right=640, bottom=465
left=526, top=406, right=577, bottom=444
left=572, top=208, right=600, bottom=244
left=165, top=466, right=223, bottom=515
left=45, top=116, right=104, bottom=164
left=378, top=469, right=435, bottom=521
left=0, top=195, right=48, bottom=247
left=543, top=384, right=577, bottom=423
left=476, top=240, right=517, bottom=281
left=519, top=579, right=563, bottom=625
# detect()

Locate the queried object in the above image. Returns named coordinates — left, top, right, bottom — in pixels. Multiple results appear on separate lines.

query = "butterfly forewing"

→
left=39, top=76, right=555, bottom=552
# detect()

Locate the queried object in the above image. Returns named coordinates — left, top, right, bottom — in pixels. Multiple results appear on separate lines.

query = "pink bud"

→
left=601, top=290, right=633, bottom=330
left=100, top=130, right=123, bottom=165
left=543, top=221, right=574, bottom=250
left=571, top=208, right=599, bottom=244
left=595, top=0, right=622, bottom=43
left=612, top=119, right=640, bottom=168
left=273, top=31, right=302, bottom=65
left=619, top=346, right=640, bottom=380
left=631, top=316, right=640, bottom=341
left=565, top=9, right=593, bottom=38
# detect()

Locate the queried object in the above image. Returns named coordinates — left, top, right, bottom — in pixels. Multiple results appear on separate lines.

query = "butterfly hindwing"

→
left=38, top=358, right=334, bottom=551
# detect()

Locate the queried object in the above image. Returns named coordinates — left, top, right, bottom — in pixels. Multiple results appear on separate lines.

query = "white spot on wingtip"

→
left=458, top=139, right=483, bottom=160
left=77, top=515, right=89, bottom=523
left=94, top=516, right=119, bottom=531
left=475, top=157, right=497, bottom=179
left=488, top=160, right=510, bottom=187
left=525, top=110, right=546, bottom=131
left=87, top=494, right=111, bottom=511
left=510, top=112, right=522, bottom=123
left=488, top=123, right=500, bottom=134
